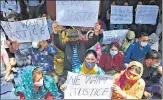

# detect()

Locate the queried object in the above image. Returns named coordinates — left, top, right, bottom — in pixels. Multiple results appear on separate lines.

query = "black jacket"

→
left=53, top=33, right=99, bottom=72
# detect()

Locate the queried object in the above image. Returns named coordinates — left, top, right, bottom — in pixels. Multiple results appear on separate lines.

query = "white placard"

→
left=110, top=6, right=133, bottom=24
left=56, top=0, right=100, bottom=27
left=1, top=17, right=50, bottom=42
left=64, top=72, right=114, bottom=99
left=135, top=5, right=159, bottom=24
left=102, top=30, right=128, bottom=44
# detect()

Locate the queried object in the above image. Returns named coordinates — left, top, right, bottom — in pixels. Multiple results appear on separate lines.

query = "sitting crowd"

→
left=0, top=0, right=162, bottom=99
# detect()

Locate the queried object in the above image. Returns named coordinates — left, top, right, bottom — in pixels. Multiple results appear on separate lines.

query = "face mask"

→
left=140, top=42, right=148, bottom=47
left=152, top=63, right=160, bottom=68
left=110, top=50, right=118, bottom=56
left=69, top=41, right=78, bottom=46
left=85, top=61, right=95, bottom=68
left=34, top=78, right=43, bottom=87
left=32, top=41, right=39, bottom=48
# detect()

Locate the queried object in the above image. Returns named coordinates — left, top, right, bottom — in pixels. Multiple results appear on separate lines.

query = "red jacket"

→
left=99, top=52, right=124, bottom=72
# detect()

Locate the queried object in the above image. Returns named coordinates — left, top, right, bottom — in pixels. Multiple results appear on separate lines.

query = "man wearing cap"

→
left=53, top=22, right=101, bottom=73
left=121, top=31, right=136, bottom=53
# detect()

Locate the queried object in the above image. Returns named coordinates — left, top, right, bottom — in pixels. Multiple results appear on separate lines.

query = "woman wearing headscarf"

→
left=14, top=66, right=58, bottom=99
left=121, top=31, right=136, bottom=53
left=112, top=61, right=145, bottom=99
left=99, top=42, right=124, bottom=75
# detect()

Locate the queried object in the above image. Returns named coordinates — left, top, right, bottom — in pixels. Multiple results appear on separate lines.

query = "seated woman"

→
left=14, top=66, right=58, bottom=99
left=73, top=50, right=104, bottom=75
left=99, top=42, right=124, bottom=75
left=112, top=61, right=145, bottom=99
left=57, top=50, right=104, bottom=98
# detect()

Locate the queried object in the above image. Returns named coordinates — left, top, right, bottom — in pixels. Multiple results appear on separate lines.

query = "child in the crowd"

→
left=99, top=42, right=124, bottom=75
left=141, top=50, right=162, bottom=99
left=121, top=31, right=136, bottom=53
left=14, top=66, right=58, bottom=99
left=112, top=61, right=145, bottom=99
left=12, top=40, right=58, bottom=82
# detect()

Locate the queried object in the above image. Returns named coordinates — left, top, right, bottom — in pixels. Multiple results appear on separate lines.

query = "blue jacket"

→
left=124, top=42, right=151, bottom=63
left=15, top=45, right=58, bottom=72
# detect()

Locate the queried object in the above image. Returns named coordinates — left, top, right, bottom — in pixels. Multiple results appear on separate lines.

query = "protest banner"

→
left=102, top=30, right=128, bottom=44
left=64, top=72, right=114, bottom=99
left=110, top=6, right=133, bottom=24
left=135, top=5, right=159, bottom=24
left=56, top=0, right=99, bottom=27
left=1, top=17, right=50, bottom=42
left=1, top=30, right=8, bottom=48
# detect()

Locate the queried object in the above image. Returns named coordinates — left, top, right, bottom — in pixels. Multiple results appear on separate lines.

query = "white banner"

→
left=56, top=0, right=99, bottom=27
left=1, top=17, right=50, bottom=42
left=110, top=6, right=133, bottom=24
left=102, top=30, right=128, bottom=44
left=64, top=72, right=114, bottom=99
left=135, top=5, right=159, bottom=24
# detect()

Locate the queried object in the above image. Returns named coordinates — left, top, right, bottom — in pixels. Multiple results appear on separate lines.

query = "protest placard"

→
left=110, top=6, right=133, bottom=24
left=1, top=30, right=8, bottom=48
left=102, top=30, right=128, bottom=44
left=135, top=5, right=159, bottom=24
left=56, top=0, right=99, bottom=27
left=1, top=17, right=50, bottom=42
left=64, top=72, right=114, bottom=99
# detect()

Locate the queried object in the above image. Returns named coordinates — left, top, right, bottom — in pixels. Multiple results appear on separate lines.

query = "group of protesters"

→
left=0, top=0, right=162, bottom=99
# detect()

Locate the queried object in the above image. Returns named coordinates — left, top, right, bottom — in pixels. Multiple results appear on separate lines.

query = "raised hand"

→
left=52, top=21, right=59, bottom=34
left=94, top=22, right=101, bottom=36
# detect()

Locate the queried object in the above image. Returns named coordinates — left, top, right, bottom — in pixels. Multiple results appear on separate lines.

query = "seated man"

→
left=141, top=50, right=162, bottom=99
left=124, top=32, right=151, bottom=66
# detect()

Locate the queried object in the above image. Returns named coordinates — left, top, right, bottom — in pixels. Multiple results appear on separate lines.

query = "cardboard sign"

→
left=135, top=5, right=159, bottom=24
left=56, top=0, right=99, bottom=27
left=64, top=72, right=114, bottom=99
left=110, top=6, right=133, bottom=24
left=102, top=30, right=128, bottom=44
left=1, top=17, right=50, bottom=42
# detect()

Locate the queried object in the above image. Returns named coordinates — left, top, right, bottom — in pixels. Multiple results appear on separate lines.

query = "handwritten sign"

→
left=102, top=30, right=128, bottom=44
left=1, top=30, right=8, bottom=48
left=135, top=5, right=159, bottom=24
left=64, top=72, right=114, bottom=99
left=1, top=17, right=50, bottom=42
left=110, top=6, right=133, bottom=24
left=56, top=0, right=99, bottom=27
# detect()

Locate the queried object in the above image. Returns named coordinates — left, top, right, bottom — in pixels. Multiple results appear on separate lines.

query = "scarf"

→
left=14, top=66, right=58, bottom=99
left=72, top=46, right=81, bottom=71
left=112, top=61, right=143, bottom=99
